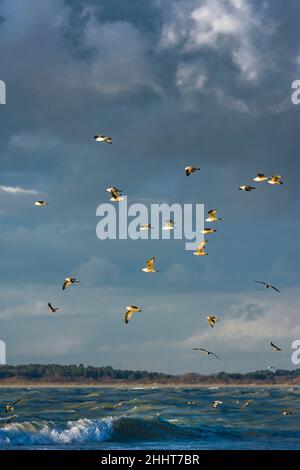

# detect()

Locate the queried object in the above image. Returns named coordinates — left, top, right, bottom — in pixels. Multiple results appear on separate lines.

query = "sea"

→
left=0, top=386, right=299, bottom=450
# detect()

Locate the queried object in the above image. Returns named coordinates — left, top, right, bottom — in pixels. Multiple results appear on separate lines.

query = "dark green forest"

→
left=0, top=364, right=299, bottom=384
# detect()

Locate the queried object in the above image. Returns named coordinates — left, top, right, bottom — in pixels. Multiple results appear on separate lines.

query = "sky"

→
left=0, top=0, right=299, bottom=374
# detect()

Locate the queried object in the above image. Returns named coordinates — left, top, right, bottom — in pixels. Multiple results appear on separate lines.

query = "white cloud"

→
left=0, top=185, right=38, bottom=195
left=159, top=0, right=274, bottom=99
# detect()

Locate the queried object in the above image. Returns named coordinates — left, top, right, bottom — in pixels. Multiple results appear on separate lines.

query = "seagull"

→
left=253, top=173, right=268, bottom=182
left=140, top=224, right=153, bottom=231
left=268, top=175, right=283, bottom=185
left=240, top=399, right=253, bottom=409
left=255, top=281, right=280, bottom=292
left=212, top=400, right=222, bottom=408
left=106, top=187, right=124, bottom=202
left=94, top=134, right=112, bottom=144
left=142, top=256, right=158, bottom=273
left=124, top=305, right=142, bottom=324
left=271, top=342, right=282, bottom=352
left=193, top=240, right=208, bottom=256
left=185, top=165, right=200, bottom=176
left=201, top=228, right=216, bottom=234
left=4, top=399, right=24, bottom=413
left=48, top=302, right=59, bottom=313
left=163, top=220, right=175, bottom=230
left=193, top=348, right=221, bottom=360
left=62, top=277, right=79, bottom=290
left=206, top=209, right=222, bottom=222
left=4, top=415, right=18, bottom=425
left=34, top=200, right=48, bottom=206
left=282, top=409, right=293, bottom=416
left=239, top=185, right=256, bottom=191
left=265, top=362, right=276, bottom=370
left=207, top=316, right=220, bottom=328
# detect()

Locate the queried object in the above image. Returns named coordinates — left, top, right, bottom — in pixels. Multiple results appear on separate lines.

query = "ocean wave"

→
left=1, top=414, right=297, bottom=447
left=0, top=418, right=113, bottom=447
left=0, top=415, right=200, bottom=447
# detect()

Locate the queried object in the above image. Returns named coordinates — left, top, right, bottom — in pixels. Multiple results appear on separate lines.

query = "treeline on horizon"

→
left=0, top=364, right=300, bottom=384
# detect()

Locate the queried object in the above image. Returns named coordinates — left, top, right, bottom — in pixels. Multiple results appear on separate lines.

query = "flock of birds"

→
left=2, top=133, right=293, bottom=425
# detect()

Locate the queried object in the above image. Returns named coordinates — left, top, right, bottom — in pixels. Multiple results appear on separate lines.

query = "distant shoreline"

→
left=0, top=382, right=299, bottom=389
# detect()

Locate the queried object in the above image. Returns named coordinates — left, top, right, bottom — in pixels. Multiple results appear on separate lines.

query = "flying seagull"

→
left=212, top=400, right=222, bottom=408
left=4, top=415, right=18, bottom=425
left=48, top=302, right=59, bottom=313
left=265, top=362, right=276, bottom=370
left=142, top=256, right=158, bottom=273
left=253, top=173, right=268, bottom=182
left=185, top=165, right=200, bottom=176
left=206, top=209, right=222, bottom=222
left=106, top=187, right=124, bottom=202
left=124, top=305, right=142, bottom=324
left=34, top=200, right=48, bottom=206
left=94, top=134, right=112, bottom=144
left=240, top=399, right=253, bottom=409
left=201, top=228, right=216, bottom=234
left=140, top=224, right=153, bottom=231
left=282, top=409, right=293, bottom=416
left=62, top=277, right=79, bottom=290
left=255, top=281, right=280, bottom=293
left=4, top=399, right=24, bottom=413
left=271, top=342, right=282, bottom=352
left=193, top=348, right=221, bottom=360
left=239, top=185, right=256, bottom=191
left=193, top=240, right=208, bottom=256
left=207, top=316, right=220, bottom=328
left=268, top=175, right=283, bottom=185
left=163, top=220, right=175, bottom=230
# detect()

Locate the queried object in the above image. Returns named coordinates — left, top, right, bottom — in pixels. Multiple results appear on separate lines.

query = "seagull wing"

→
left=210, top=352, right=221, bottom=360
left=271, top=285, right=280, bottom=293
left=255, top=280, right=267, bottom=286
left=125, top=309, right=134, bottom=324
left=62, top=280, right=70, bottom=290
left=271, top=342, right=281, bottom=351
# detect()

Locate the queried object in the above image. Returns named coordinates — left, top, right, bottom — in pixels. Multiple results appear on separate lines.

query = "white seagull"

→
left=212, top=400, right=222, bottom=408
left=253, top=173, right=268, bottom=182
left=193, top=348, right=221, bottom=360
left=193, top=240, right=208, bottom=256
left=34, top=201, right=48, bottom=206
left=268, top=175, right=283, bottom=185
left=207, top=316, right=220, bottom=328
left=239, top=185, right=256, bottom=192
left=201, top=228, right=216, bottom=234
left=163, top=220, right=175, bottom=230
left=62, top=277, right=79, bottom=290
left=140, top=224, right=153, bottom=231
left=206, top=209, right=222, bottom=222
left=255, top=281, right=280, bottom=293
left=106, top=187, right=124, bottom=202
left=94, top=134, right=112, bottom=144
left=185, top=165, right=200, bottom=176
left=124, top=305, right=142, bottom=324
left=48, top=302, right=59, bottom=313
left=142, top=257, right=158, bottom=273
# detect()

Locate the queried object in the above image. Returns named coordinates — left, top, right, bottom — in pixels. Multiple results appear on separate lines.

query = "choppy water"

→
left=0, top=387, right=299, bottom=449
